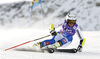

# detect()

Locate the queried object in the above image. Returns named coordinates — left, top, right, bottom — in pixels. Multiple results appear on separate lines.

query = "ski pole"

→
left=3, top=34, right=51, bottom=51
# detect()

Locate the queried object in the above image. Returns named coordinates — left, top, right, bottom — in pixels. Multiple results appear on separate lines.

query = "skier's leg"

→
left=33, top=34, right=62, bottom=49
left=40, top=33, right=63, bottom=48
left=33, top=34, right=73, bottom=48
left=42, top=34, right=73, bottom=48
left=33, top=33, right=63, bottom=48
left=41, top=34, right=73, bottom=48
left=57, top=35, right=73, bottom=47
left=41, top=36, right=56, bottom=47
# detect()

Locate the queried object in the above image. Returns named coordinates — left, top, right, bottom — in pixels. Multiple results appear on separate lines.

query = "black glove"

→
left=77, top=45, right=83, bottom=52
left=50, top=30, right=57, bottom=36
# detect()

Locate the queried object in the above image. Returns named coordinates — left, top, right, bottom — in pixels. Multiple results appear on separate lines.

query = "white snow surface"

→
left=0, top=28, right=100, bottom=59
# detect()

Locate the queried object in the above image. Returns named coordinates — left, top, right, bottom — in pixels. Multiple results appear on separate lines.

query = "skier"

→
left=33, top=13, right=85, bottom=52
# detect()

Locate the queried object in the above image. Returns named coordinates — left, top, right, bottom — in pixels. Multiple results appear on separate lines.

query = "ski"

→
left=15, top=48, right=77, bottom=53
left=54, top=48, right=77, bottom=53
left=43, top=48, right=77, bottom=53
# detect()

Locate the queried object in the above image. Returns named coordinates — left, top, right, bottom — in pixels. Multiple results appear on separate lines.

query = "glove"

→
left=80, top=38, right=86, bottom=46
left=50, top=30, right=57, bottom=36
left=77, top=45, right=83, bottom=52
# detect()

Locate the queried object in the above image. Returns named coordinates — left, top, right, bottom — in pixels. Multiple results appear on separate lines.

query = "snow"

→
left=0, top=0, right=30, bottom=4
left=0, top=0, right=100, bottom=30
left=0, top=0, right=100, bottom=59
left=1, top=50, right=99, bottom=59
left=0, top=28, right=100, bottom=59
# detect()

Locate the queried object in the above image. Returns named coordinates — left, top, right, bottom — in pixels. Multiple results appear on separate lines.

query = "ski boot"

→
left=32, top=42, right=43, bottom=49
left=32, top=41, right=62, bottom=53
left=45, top=41, right=62, bottom=53
left=47, top=41, right=62, bottom=49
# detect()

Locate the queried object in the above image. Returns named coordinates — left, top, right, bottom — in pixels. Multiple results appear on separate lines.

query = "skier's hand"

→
left=50, top=30, right=57, bottom=36
left=77, top=45, right=83, bottom=52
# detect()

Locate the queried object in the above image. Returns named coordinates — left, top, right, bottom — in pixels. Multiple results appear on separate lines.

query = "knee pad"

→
left=59, top=38, right=68, bottom=45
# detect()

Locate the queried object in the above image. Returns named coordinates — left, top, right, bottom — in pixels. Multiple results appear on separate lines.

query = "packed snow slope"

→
left=0, top=0, right=100, bottom=30
left=0, top=0, right=100, bottom=59
left=0, top=28, right=100, bottom=59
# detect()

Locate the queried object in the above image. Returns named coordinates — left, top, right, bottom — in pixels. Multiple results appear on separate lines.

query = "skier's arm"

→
left=76, top=26, right=86, bottom=52
left=76, top=26, right=85, bottom=46
left=49, top=19, right=64, bottom=36
left=50, top=23, right=64, bottom=36
left=54, top=19, right=65, bottom=28
left=50, top=24, right=57, bottom=36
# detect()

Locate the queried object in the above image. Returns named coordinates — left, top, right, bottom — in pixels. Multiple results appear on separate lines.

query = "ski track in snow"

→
left=0, top=28, right=100, bottom=59
left=0, top=50, right=100, bottom=59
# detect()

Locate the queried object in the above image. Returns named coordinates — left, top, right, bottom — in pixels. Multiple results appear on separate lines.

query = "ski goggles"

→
left=67, top=20, right=76, bottom=24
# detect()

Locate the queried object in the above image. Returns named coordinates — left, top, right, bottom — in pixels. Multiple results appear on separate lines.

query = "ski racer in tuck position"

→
left=33, top=13, right=86, bottom=52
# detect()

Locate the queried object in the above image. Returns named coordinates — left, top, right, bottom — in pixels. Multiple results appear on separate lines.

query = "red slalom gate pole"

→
left=4, top=41, right=31, bottom=51
left=3, top=34, right=50, bottom=51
